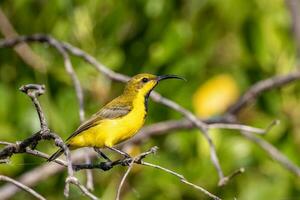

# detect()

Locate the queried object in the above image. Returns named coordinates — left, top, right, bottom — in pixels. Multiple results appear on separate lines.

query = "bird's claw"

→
left=100, top=161, right=113, bottom=171
left=121, top=157, right=132, bottom=166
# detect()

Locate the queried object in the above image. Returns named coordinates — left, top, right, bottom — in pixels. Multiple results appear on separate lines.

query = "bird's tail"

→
left=47, top=146, right=67, bottom=162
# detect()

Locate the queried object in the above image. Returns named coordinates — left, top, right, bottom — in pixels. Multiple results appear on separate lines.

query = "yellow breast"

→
left=68, top=92, right=147, bottom=148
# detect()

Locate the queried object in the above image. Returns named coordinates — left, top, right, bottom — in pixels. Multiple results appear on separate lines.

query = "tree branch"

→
left=141, top=162, right=221, bottom=200
left=0, top=149, right=91, bottom=200
left=0, top=175, right=46, bottom=200
left=241, top=131, right=300, bottom=176
left=65, top=176, right=98, bottom=200
left=0, top=83, right=97, bottom=199
left=227, top=71, right=300, bottom=115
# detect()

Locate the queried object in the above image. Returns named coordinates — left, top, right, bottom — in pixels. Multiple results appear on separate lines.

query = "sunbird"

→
left=48, top=73, right=184, bottom=161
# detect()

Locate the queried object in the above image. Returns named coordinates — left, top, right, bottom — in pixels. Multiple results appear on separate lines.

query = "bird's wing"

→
left=66, top=103, right=132, bottom=141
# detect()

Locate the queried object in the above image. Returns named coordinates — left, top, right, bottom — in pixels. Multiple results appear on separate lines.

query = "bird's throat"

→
left=144, top=89, right=153, bottom=113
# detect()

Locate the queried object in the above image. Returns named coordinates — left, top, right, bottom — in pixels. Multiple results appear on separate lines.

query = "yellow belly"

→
left=68, top=104, right=146, bottom=148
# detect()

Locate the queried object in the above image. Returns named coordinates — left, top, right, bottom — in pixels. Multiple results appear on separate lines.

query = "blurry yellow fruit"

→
left=193, top=74, right=239, bottom=118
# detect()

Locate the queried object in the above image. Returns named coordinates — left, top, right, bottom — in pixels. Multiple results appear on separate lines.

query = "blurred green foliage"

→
left=0, top=0, right=300, bottom=199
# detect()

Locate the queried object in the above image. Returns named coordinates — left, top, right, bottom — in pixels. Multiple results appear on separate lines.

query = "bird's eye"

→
left=142, top=78, right=149, bottom=83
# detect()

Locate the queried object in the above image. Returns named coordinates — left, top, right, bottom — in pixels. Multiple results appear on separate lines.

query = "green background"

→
left=0, top=0, right=300, bottom=199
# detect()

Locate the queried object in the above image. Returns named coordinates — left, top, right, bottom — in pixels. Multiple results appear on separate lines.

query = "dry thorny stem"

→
left=0, top=35, right=300, bottom=199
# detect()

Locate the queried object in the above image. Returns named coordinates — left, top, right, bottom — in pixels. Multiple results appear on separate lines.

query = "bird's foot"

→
left=99, top=161, right=113, bottom=171
left=94, top=147, right=112, bottom=162
left=120, top=157, right=133, bottom=166
left=106, top=146, right=131, bottom=158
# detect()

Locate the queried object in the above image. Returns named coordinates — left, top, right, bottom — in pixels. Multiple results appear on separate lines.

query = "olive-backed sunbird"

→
left=48, top=73, right=184, bottom=161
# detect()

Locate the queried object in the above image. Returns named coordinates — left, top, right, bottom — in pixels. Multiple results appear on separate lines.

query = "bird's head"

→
left=124, top=73, right=185, bottom=97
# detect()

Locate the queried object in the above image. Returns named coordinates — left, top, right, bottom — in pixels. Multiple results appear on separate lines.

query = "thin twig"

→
left=85, top=153, right=94, bottom=191
left=0, top=140, right=67, bottom=166
left=218, top=168, right=245, bottom=187
left=209, top=120, right=280, bottom=135
left=19, top=84, right=48, bottom=130
left=241, top=131, right=300, bottom=176
left=0, top=175, right=46, bottom=200
left=208, top=123, right=265, bottom=134
left=0, top=84, right=50, bottom=159
left=116, top=160, right=135, bottom=200
left=115, top=146, right=158, bottom=200
left=0, top=149, right=91, bottom=200
left=65, top=176, right=99, bottom=200
left=141, top=162, right=221, bottom=200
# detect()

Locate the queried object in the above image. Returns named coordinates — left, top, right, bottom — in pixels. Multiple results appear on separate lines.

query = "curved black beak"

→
left=156, top=74, right=186, bottom=82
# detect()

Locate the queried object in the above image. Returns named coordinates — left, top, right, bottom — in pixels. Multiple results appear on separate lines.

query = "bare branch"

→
left=131, top=118, right=275, bottom=145
left=141, top=162, right=221, bottom=200
left=19, top=84, right=48, bottom=129
left=0, top=84, right=50, bottom=159
left=116, top=159, right=134, bottom=200
left=72, top=146, right=221, bottom=200
left=65, top=176, right=99, bottom=200
left=0, top=149, right=91, bottom=200
left=209, top=120, right=280, bottom=135
left=0, top=175, right=46, bottom=200
left=0, top=34, right=128, bottom=82
left=0, top=83, right=95, bottom=199
left=116, top=160, right=135, bottom=200
left=85, top=153, right=94, bottom=191
left=0, top=142, right=99, bottom=199
left=227, top=71, right=300, bottom=115
left=218, top=168, right=245, bottom=187
left=0, top=140, right=67, bottom=166
left=241, top=131, right=300, bottom=177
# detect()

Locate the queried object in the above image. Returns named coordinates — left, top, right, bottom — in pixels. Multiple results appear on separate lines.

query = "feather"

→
left=66, top=100, right=132, bottom=141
